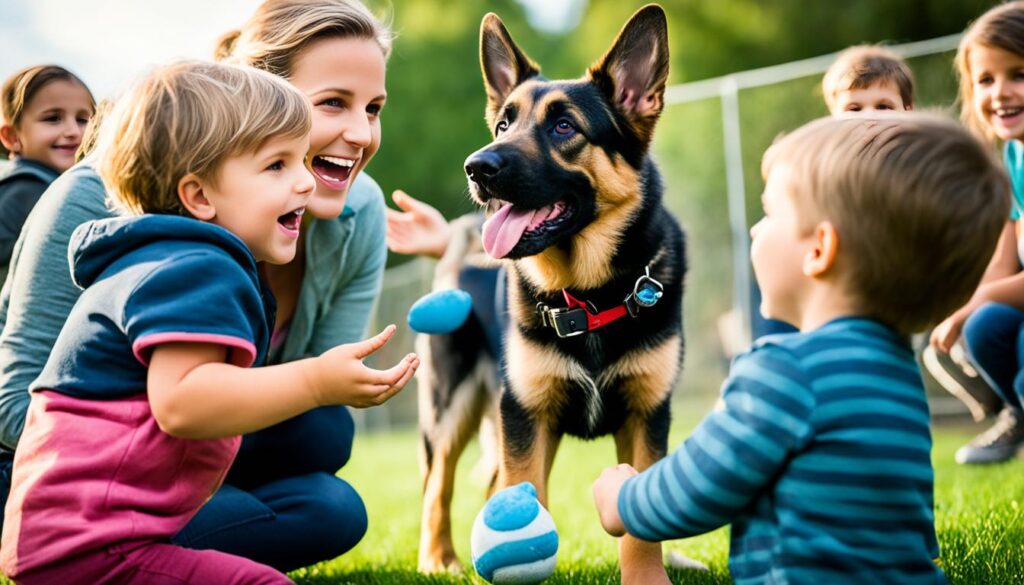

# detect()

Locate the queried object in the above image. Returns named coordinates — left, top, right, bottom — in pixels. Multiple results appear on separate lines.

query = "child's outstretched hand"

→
left=592, top=463, right=638, bottom=537
left=930, top=311, right=967, bottom=354
left=313, top=325, right=419, bottom=408
left=386, top=190, right=451, bottom=259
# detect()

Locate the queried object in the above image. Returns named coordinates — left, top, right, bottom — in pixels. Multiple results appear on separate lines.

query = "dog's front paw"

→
left=418, top=552, right=463, bottom=575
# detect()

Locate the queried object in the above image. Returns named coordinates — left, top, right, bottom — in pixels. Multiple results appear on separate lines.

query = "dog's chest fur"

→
left=500, top=177, right=686, bottom=439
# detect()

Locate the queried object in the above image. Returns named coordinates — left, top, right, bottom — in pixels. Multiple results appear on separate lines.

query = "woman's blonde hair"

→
left=956, top=1, right=1024, bottom=143
left=95, top=60, right=311, bottom=216
left=214, top=0, right=393, bottom=77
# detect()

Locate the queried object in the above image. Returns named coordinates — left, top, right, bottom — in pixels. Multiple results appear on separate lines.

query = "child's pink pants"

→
left=13, top=542, right=292, bottom=584
left=1, top=391, right=291, bottom=584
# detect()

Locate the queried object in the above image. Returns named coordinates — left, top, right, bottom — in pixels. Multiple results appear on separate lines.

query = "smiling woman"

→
left=288, top=35, right=386, bottom=218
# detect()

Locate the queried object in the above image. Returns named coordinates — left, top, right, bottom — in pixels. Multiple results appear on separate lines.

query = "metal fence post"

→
left=720, top=76, right=752, bottom=349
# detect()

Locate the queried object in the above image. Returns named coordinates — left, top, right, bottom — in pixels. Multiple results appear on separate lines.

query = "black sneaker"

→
left=955, top=407, right=1024, bottom=464
left=921, top=344, right=1003, bottom=422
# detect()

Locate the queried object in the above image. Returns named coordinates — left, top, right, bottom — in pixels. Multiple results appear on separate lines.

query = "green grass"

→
left=290, top=402, right=1024, bottom=584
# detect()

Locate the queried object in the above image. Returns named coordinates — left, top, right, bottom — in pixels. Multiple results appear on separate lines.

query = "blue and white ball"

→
left=471, top=482, right=558, bottom=584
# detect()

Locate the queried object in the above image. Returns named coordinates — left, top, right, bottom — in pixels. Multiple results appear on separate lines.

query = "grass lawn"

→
left=291, top=400, right=1024, bottom=585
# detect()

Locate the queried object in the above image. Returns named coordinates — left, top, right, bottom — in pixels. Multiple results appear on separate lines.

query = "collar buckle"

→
left=536, top=303, right=588, bottom=338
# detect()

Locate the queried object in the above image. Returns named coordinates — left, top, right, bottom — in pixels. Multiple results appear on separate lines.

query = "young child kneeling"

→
left=0, top=61, right=418, bottom=585
left=593, top=114, right=1009, bottom=584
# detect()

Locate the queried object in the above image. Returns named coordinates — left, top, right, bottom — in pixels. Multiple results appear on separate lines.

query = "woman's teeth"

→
left=320, top=155, right=354, bottom=168
left=312, top=155, right=355, bottom=183
left=996, top=107, right=1023, bottom=118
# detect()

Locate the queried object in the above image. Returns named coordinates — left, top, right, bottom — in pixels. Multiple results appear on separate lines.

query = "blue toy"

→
left=471, top=482, right=558, bottom=584
left=407, top=288, right=473, bottom=334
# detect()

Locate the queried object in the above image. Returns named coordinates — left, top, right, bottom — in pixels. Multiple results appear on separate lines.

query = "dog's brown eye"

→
left=496, top=120, right=509, bottom=134
left=553, top=119, right=576, bottom=136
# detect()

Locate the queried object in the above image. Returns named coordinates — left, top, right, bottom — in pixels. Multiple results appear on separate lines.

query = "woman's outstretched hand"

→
left=386, top=190, right=451, bottom=259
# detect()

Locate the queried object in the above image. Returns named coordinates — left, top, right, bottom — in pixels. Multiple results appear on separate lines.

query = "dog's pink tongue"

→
left=482, top=204, right=536, bottom=259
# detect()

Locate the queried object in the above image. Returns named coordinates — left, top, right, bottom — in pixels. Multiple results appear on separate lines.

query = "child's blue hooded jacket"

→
left=31, top=214, right=275, bottom=399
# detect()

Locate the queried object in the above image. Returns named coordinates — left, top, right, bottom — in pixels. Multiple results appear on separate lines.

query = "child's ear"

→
left=803, top=221, right=838, bottom=277
left=0, top=124, right=21, bottom=154
left=177, top=174, right=216, bottom=220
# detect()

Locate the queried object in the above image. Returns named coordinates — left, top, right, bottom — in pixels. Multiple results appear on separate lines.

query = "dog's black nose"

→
left=465, top=151, right=503, bottom=184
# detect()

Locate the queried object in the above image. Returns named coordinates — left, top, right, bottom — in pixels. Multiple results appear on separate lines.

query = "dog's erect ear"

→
left=480, top=13, right=540, bottom=128
left=588, top=4, right=669, bottom=142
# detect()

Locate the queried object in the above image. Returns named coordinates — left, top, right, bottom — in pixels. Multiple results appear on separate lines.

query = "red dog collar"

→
left=536, top=267, right=663, bottom=338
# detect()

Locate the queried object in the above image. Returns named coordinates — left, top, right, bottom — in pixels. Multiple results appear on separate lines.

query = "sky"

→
left=0, top=0, right=586, bottom=101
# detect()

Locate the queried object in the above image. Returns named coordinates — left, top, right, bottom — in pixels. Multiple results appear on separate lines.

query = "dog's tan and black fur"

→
left=418, top=5, right=685, bottom=579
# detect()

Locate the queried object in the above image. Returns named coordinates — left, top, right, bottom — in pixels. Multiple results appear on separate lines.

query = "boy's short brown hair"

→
left=822, top=45, right=915, bottom=111
left=1, top=64, right=94, bottom=127
left=96, top=60, right=311, bottom=216
left=762, top=114, right=1009, bottom=336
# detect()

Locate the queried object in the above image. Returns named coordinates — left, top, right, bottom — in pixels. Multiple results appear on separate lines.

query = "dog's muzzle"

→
left=465, top=150, right=503, bottom=189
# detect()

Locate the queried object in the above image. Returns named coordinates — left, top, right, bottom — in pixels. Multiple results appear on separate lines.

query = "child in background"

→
left=0, top=61, right=417, bottom=585
left=0, top=65, right=94, bottom=283
left=593, top=114, right=1008, bottom=584
left=930, top=1, right=1024, bottom=464
left=822, top=44, right=914, bottom=114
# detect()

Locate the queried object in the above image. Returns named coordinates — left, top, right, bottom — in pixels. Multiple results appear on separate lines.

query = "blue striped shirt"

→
left=619, top=317, right=946, bottom=584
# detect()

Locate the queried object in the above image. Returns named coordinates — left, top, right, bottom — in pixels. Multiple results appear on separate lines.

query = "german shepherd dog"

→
left=418, top=5, right=685, bottom=581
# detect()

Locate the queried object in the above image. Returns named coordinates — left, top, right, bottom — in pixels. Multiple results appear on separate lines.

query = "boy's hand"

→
left=386, top=190, right=451, bottom=259
left=592, top=463, right=638, bottom=537
left=312, top=325, right=420, bottom=408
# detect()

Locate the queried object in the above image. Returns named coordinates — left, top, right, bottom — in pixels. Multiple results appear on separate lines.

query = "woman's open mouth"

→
left=277, top=207, right=305, bottom=238
left=481, top=199, right=570, bottom=258
left=310, top=155, right=356, bottom=190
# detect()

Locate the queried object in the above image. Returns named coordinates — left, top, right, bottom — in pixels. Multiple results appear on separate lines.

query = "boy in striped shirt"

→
left=593, top=114, right=1009, bottom=585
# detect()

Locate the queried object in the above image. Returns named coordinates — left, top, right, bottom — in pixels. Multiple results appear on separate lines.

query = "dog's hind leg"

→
left=417, top=336, right=491, bottom=573
left=473, top=406, right=500, bottom=496
left=613, top=398, right=673, bottom=585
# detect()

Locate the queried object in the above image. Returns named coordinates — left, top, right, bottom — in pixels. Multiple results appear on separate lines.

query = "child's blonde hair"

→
left=95, top=60, right=311, bottom=216
left=77, top=98, right=113, bottom=163
left=214, top=0, right=393, bottom=77
left=956, top=1, right=1024, bottom=142
left=762, top=114, right=1009, bottom=336
left=1, top=64, right=94, bottom=128
left=822, top=45, right=914, bottom=112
